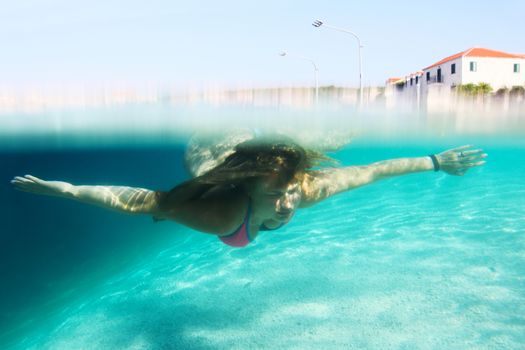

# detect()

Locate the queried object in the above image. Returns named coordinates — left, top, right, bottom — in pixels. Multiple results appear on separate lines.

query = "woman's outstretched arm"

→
left=11, top=175, right=247, bottom=234
left=300, top=145, right=486, bottom=207
left=11, top=175, right=161, bottom=215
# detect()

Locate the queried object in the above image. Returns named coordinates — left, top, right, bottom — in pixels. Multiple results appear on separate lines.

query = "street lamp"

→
left=312, top=19, right=363, bottom=106
left=280, top=51, right=319, bottom=106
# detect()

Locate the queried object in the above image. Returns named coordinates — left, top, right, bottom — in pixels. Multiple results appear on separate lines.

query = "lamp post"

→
left=279, top=51, right=319, bottom=106
left=312, top=19, right=363, bottom=106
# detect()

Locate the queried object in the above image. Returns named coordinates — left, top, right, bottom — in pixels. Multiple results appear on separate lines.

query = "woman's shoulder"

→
left=209, top=188, right=250, bottom=235
left=159, top=183, right=249, bottom=235
left=195, top=186, right=250, bottom=235
left=300, top=171, right=324, bottom=192
left=299, top=170, right=334, bottom=208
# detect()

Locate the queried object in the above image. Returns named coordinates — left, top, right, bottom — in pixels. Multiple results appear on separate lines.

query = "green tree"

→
left=457, top=83, right=477, bottom=95
left=456, top=83, right=492, bottom=96
left=510, top=85, right=525, bottom=97
left=477, top=82, right=493, bottom=95
left=495, top=87, right=508, bottom=97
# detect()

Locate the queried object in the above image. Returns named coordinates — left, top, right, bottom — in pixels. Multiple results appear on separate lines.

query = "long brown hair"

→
left=159, top=136, right=335, bottom=207
left=197, top=137, right=333, bottom=184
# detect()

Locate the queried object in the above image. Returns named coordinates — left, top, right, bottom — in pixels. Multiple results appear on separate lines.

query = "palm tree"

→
left=477, top=82, right=493, bottom=95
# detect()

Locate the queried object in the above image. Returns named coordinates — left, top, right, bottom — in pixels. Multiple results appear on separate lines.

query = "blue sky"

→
left=2, top=0, right=525, bottom=90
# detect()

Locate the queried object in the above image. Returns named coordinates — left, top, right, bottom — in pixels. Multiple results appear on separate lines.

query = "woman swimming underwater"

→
left=11, top=137, right=486, bottom=248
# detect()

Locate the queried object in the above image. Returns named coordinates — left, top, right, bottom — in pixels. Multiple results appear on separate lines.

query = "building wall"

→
left=396, top=74, right=422, bottom=109
left=448, top=58, right=463, bottom=87
left=460, top=57, right=525, bottom=90
left=422, top=57, right=463, bottom=89
left=386, top=51, right=525, bottom=112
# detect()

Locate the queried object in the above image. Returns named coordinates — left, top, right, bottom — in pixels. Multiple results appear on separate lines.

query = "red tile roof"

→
left=386, top=77, right=403, bottom=84
left=423, top=47, right=525, bottom=70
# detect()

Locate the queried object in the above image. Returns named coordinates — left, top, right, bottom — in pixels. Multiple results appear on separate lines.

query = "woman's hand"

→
left=11, top=175, right=74, bottom=198
left=436, top=145, right=487, bottom=176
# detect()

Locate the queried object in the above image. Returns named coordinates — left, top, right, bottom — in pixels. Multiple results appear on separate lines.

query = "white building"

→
left=386, top=47, right=525, bottom=109
left=421, top=47, right=525, bottom=93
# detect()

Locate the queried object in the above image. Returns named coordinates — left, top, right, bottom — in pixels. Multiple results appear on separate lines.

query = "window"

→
left=470, top=61, right=477, bottom=72
left=451, top=63, right=456, bottom=74
left=426, top=72, right=430, bottom=81
left=514, top=63, right=520, bottom=73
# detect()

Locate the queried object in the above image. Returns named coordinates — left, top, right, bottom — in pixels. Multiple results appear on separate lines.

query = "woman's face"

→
left=250, top=175, right=302, bottom=221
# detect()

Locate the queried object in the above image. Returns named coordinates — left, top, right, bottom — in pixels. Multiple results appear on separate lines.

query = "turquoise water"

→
left=2, top=109, right=525, bottom=349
